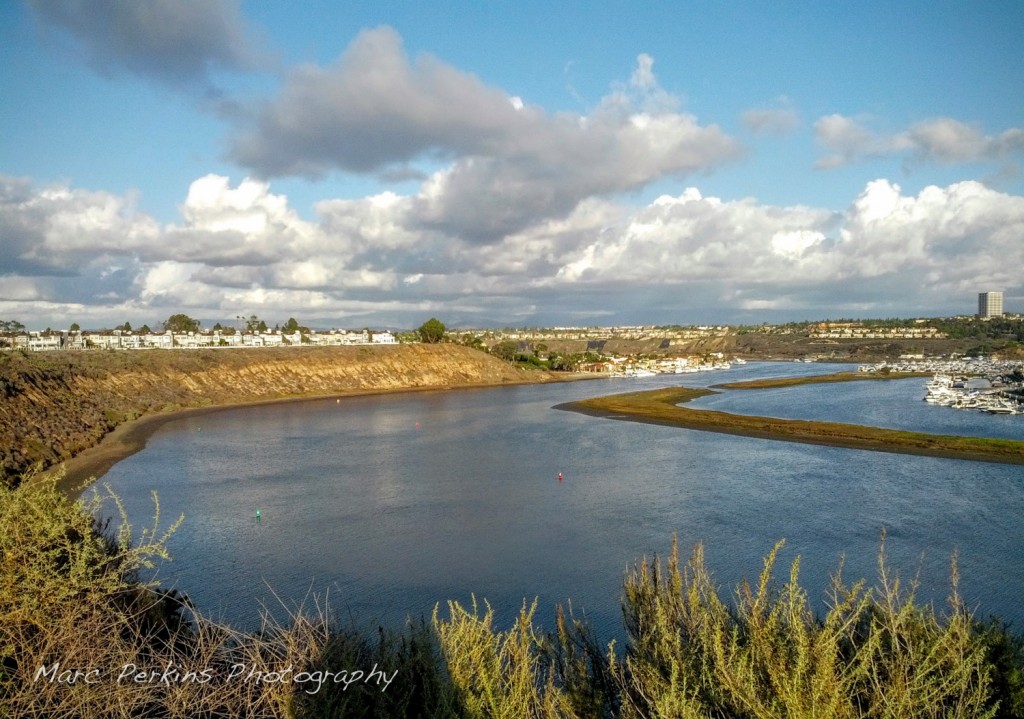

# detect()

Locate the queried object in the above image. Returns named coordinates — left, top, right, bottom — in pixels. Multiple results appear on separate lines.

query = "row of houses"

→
left=809, top=323, right=948, bottom=340
left=580, top=352, right=732, bottom=375
left=451, top=325, right=732, bottom=342
left=1, top=328, right=398, bottom=351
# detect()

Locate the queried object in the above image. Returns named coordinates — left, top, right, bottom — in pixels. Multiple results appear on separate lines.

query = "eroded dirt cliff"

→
left=0, top=345, right=560, bottom=484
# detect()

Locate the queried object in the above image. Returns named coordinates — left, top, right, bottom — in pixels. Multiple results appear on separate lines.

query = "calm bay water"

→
left=98, top=363, right=1024, bottom=639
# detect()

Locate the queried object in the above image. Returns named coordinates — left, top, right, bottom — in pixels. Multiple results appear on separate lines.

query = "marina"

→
left=860, top=357, right=1024, bottom=415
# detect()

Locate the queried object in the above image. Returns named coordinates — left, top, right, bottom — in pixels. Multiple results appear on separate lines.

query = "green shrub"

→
left=434, top=597, right=568, bottom=718
left=613, top=536, right=998, bottom=719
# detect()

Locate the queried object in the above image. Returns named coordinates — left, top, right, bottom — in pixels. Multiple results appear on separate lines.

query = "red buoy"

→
left=558, top=472, right=563, bottom=481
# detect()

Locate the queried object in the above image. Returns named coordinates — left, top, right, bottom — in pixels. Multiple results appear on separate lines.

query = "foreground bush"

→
left=612, top=538, right=1000, bottom=718
left=2, top=475, right=1022, bottom=717
left=0, top=475, right=466, bottom=718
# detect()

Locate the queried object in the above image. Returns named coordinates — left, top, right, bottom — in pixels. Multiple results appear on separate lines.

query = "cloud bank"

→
left=3, top=171, right=1021, bottom=328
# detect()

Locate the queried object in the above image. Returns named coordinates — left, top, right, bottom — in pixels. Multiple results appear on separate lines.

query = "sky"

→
left=2, top=1, right=1023, bottom=331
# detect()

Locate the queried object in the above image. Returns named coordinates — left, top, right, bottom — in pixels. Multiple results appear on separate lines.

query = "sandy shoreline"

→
left=51, top=374, right=599, bottom=496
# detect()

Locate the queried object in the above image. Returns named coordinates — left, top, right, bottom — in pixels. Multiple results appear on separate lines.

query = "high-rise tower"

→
left=978, top=291, right=1004, bottom=318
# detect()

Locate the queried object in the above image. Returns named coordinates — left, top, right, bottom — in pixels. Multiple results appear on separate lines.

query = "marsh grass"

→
left=2, top=476, right=1022, bottom=717
left=563, top=386, right=1024, bottom=465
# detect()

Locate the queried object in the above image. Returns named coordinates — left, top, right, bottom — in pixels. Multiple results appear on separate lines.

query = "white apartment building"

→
left=978, top=291, right=1004, bottom=318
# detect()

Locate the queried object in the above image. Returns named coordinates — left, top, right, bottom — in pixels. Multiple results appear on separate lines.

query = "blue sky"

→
left=2, top=1, right=1022, bottom=330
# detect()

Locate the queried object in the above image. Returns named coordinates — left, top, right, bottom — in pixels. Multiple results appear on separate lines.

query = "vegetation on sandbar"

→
left=560, top=381, right=1024, bottom=465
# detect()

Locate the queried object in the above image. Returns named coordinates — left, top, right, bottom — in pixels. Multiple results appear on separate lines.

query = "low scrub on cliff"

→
left=2, top=476, right=1022, bottom=718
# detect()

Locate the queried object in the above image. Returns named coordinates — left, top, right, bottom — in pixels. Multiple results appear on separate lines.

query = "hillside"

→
left=0, top=344, right=567, bottom=486
left=731, top=332, right=995, bottom=361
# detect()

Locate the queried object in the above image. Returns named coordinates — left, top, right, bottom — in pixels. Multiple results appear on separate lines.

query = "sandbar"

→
left=555, top=376, right=1024, bottom=465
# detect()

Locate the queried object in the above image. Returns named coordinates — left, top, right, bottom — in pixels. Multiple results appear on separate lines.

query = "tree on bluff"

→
left=418, top=318, right=446, bottom=344
left=163, top=314, right=199, bottom=333
left=244, top=315, right=268, bottom=333
left=490, top=340, right=518, bottom=363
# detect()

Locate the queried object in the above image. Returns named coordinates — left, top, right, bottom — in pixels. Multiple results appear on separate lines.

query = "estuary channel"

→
left=98, top=362, right=1024, bottom=639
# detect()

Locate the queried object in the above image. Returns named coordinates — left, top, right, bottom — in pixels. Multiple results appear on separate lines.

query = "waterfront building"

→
left=978, top=291, right=1004, bottom=318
